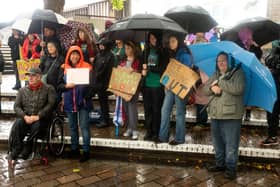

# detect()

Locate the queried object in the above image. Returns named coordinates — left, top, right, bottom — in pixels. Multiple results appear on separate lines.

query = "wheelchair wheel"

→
left=49, top=117, right=65, bottom=156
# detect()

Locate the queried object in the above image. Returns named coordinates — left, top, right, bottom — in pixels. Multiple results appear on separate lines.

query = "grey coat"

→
left=203, top=68, right=245, bottom=119
left=14, top=83, right=56, bottom=119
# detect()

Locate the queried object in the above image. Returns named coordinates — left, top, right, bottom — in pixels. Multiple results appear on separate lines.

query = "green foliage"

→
left=110, top=0, right=126, bottom=11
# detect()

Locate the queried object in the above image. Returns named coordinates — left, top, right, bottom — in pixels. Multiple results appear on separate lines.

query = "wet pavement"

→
left=0, top=150, right=279, bottom=187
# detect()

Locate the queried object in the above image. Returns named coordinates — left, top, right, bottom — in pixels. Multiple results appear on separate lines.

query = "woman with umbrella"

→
left=142, top=31, right=168, bottom=141
left=158, top=33, right=193, bottom=145
left=72, top=27, right=96, bottom=65
left=203, top=52, right=245, bottom=180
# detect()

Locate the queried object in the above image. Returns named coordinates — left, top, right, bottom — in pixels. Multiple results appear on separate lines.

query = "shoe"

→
left=144, top=133, right=152, bottom=141
left=151, top=135, right=158, bottom=142
left=123, top=129, right=132, bottom=137
left=63, top=149, right=80, bottom=159
left=132, top=131, right=138, bottom=140
left=168, top=140, right=184, bottom=146
left=260, top=137, right=278, bottom=146
left=12, top=86, right=20, bottom=90
left=96, top=122, right=109, bottom=128
left=206, top=165, right=226, bottom=172
left=79, top=151, right=90, bottom=163
left=18, top=145, right=32, bottom=160
left=224, top=170, right=236, bottom=180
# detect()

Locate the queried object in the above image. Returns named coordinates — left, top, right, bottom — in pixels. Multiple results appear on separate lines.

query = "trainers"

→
left=224, top=170, right=237, bottom=180
left=260, top=137, right=278, bottom=146
left=132, top=131, right=138, bottom=140
left=79, top=151, right=90, bottom=163
left=123, top=129, right=132, bottom=137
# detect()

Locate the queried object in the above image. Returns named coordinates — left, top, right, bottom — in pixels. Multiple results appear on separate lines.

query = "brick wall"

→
left=267, top=0, right=280, bottom=23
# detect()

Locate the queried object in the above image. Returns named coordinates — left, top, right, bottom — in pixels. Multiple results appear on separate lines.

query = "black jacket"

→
left=39, top=55, right=65, bottom=94
left=8, top=35, right=24, bottom=61
left=92, top=50, right=114, bottom=91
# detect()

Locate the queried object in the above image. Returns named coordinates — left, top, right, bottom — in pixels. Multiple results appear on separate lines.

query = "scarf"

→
left=29, top=81, right=43, bottom=91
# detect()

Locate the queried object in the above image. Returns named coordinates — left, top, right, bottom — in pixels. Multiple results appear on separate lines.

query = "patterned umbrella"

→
left=57, top=20, right=96, bottom=50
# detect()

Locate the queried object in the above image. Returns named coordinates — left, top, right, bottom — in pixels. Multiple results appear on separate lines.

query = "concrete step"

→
left=0, top=99, right=270, bottom=127
left=0, top=120, right=279, bottom=160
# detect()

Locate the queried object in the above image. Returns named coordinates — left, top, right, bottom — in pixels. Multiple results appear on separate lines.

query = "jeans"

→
left=143, top=86, right=164, bottom=137
left=159, top=90, right=186, bottom=143
left=12, top=60, right=21, bottom=88
left=67, top=109, right=90, bottom=152
left=211, top=119, right=241, bottom=173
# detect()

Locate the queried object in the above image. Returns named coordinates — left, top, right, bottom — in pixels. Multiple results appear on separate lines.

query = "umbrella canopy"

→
left=11, top=18, right=32, bottom=34
left=189, top=41, right=276, bottom=112
left=164, top=5, right=218, bottom=33
left=58, top=20, right=96, bottom=50
left=221, top=17, right=280, bottom=46
left=28, top=9, right=68, bottom=34
left=105, top=13, right=186, bottom=42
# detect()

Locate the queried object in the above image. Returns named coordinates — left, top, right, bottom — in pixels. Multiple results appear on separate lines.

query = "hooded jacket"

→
left=22, top=34, right=41, bottom=59
left=203, top=57, right=245, bottom=119
left=92, top=38, right=114, bottom=91
left=63, top=46, right=93, bottom=112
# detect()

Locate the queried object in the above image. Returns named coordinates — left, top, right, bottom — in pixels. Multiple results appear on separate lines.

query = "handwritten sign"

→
left=16, top=59, right=40, bottom=81
left=160, top=58, right=200, bottom=99
left=66, top=68, right=90, bottom=85
left=108, top=67, right=142, bottom=101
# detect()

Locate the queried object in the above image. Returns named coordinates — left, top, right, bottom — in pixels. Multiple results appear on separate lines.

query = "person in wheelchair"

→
left=8, top=68, right=56, bottom=164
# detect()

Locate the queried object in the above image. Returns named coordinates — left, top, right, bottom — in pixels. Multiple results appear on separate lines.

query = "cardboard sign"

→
left=16, top=59, right=40, bottom=81
left=108, top=67, right=142, bottom=101
left=160, top=58, right=200, bottom=99
left=66, top=68, right=90, bottom=85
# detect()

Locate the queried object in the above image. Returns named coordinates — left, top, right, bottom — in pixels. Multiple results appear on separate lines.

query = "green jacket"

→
left=14, top=83, right=56, bottom=119
left=203, top=68, right=245, bottom=119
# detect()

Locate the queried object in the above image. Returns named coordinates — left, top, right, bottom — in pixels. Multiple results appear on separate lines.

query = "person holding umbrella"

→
left=203, top=52, right=245, bottom=180
left=158, top=33, right=193, bottom=145
left=142, top=31, right=168, bottom=141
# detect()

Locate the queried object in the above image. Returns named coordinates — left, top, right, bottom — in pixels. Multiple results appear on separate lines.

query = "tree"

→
left=111, top=0, right=126, bottom=11
left=43, top=0, right=65, bottom=14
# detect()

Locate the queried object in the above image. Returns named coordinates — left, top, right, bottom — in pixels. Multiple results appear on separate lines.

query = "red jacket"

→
left=22, top=34, right=41, bottom=59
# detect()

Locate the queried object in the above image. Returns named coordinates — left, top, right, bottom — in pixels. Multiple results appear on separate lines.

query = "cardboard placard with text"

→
left=16, top=59, right=41, bottom=81
left=108, top=67, right=142, bottom=101
left=160, top=58, right=200, bottom=99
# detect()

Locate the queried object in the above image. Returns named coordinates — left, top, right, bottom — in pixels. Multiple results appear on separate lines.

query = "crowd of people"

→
left=5, top=21, right=280, bottom=180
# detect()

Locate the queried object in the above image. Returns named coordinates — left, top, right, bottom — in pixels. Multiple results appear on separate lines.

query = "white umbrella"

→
left=11, top=18, right=31, bottom=34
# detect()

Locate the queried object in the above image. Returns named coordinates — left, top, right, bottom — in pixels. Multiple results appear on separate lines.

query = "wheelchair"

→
left=8, top=111, right=65, bottom=166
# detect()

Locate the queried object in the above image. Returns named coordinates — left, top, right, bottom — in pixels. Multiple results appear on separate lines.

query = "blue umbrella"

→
left=189, top=41, right=276, bottom=112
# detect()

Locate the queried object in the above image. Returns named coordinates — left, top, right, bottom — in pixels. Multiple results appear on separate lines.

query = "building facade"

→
left=267, top=0, right=280, bottom=23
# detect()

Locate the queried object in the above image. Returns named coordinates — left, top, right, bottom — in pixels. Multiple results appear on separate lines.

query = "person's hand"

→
left=23, top=58, right=29, bottom=62
left=40, top=41, right=46, bottom=47
left=142, top=70, right=147, bottom=76
left=89, top=57, right=94, bottom=63
left=127, top=67, right=134, bottom=73
left=30, top=115, right=40, bottom=122
left=65, top=83, right=75, bottom=89
left=251, top=40, right=259, bottom=47
left=211, top=85, right=222, bottom=95
left=211, top=80, right=218, bottom=86
left=24, top=115, right=33, bottom=124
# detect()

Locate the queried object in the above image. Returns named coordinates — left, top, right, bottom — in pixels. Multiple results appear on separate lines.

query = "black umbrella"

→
left=164, top=5, right=218, bottom=33
left=105, top=13, right=186, bottom=42
left=28, top=9, right=68, bottom=34
left=221, top=17, right=280, bottom=46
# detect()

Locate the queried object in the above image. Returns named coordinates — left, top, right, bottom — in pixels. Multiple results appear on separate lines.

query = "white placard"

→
left=66, top=68, right=89, bottom=85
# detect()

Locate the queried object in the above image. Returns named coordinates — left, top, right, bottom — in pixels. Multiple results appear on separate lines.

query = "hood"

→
left=65, top=45, right=85, bottom=67
left=215, top=52, right=234, bottom=73
left=64, top=45, right=92, bottom=73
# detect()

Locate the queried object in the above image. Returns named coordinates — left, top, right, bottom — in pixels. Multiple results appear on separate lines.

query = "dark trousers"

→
left=196, top=104, right=208, bottom=125
left=143, top=86, right=164, bottom=137
left=266, top=72, right=280, bottom=138
left=266, top=99, right=280, bottom=137
left=8, top=118, right=48, bottom=159
left=12, top=60, right=21, bottom=88
left=95, top=90, right=110, bottom=124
